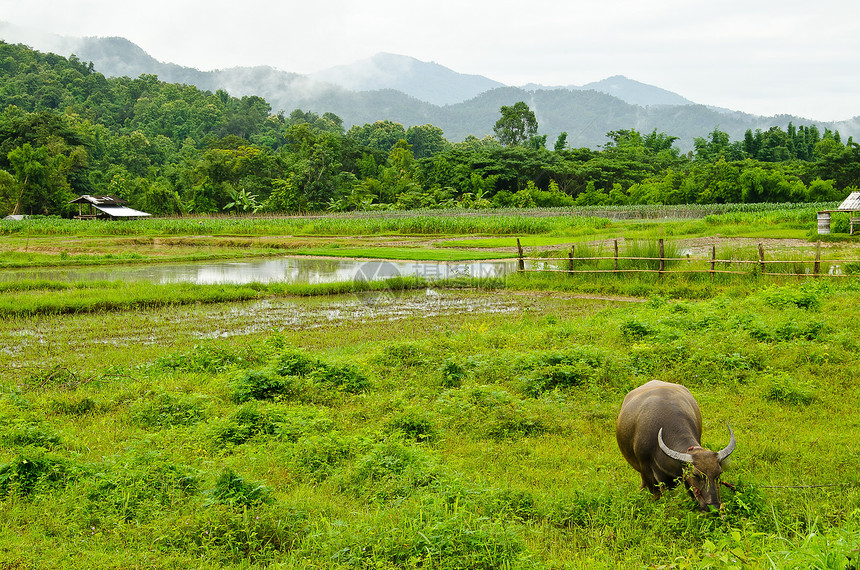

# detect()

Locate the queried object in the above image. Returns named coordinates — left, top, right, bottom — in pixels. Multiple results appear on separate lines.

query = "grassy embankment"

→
left=0, top=204, right=859, bottom=568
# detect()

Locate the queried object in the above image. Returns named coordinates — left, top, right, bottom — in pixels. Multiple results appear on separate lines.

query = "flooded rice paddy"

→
left=0, top=289, right=529, bottom=374
left=0, top=256, right=518, bottom=285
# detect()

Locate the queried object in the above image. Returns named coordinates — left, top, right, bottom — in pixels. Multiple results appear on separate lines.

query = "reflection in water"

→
left=0, top=256, right=518, bottom=285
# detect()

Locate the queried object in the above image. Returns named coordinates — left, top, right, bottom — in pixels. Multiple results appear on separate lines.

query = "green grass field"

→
left=1, top=206, right=859, bottom=568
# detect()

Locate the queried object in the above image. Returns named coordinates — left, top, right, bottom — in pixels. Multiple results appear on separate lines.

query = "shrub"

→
left=745, top=317, right=826, bottom=343
left=844, top=261, right=860, bottom=275
left=0, top=452, right=71, bottom=498
left=273, top=350, right=318, bottom=377
left=524, top=361, right=594, bottom=396
left=0, top=419, right=61, bottom=449
left=386, top=410, right=436, bottom=443
left=621, top=319, right=655, bottom=341
left=231, top=370, right=290, bottom=402
left=521, top=348, right=602, bottom=396
left=155, top=344, right=259, bottom=374
left=232, top=350, right=370, bottom=402
left=210, top=403, right=277, bottom=447
left=719, top=480, right=767, bottom=526
left=23, top=365, right=80, bottom=389
left=440, top=358, right=468, bottom=388
left=774, top=319, right=826, bottom=342
left=206, top=467, right=273, bottom=508
left=759, top=285, right=822, bottom=310
left=467, top=385, right=514, bottom=408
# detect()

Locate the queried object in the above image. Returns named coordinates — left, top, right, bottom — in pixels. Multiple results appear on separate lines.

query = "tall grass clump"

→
left=205, top=467, right=273, bottom=508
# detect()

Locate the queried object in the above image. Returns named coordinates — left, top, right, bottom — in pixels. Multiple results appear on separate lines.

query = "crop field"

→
left=0, top=206, right=859, bottom=569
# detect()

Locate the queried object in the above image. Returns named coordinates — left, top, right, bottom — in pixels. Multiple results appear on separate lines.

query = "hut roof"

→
left=69, top=195, right=151, bottom=219
left=69, top=195, right=128, bottom=206
left=838, top=191, right=860, bottom=211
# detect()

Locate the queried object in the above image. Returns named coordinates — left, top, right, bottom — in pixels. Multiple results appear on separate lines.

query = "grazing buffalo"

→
left=615, top=380, right=736, bottom=511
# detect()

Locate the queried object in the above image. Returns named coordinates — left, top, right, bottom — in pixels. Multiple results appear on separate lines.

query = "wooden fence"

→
left=515, top=238, right=860, bottom=278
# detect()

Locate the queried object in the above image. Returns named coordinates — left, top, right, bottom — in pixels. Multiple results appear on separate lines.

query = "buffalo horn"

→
left=716, top=424, right=736, bottom=462
left=657, top=427, right=694, bottom=463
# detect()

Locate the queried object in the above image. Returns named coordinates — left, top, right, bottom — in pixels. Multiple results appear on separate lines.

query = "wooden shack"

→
left=817, top=191, right=860, bottom=235
left=69, top=195, right=151, bottom=220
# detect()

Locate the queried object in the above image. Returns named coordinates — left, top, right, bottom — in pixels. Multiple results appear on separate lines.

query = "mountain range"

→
left=2, top=21, right=859, bottom=151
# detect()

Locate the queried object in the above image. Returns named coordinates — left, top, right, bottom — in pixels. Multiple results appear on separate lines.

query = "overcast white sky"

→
left=1, top=0, right=859, bottom=120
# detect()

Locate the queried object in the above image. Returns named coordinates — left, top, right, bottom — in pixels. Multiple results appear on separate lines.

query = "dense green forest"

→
left=1, top=40, right=858, bottom=217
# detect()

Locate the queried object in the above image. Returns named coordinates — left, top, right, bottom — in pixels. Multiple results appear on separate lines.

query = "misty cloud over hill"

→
left=311, top=53, right=505, bottom=106
left=2, top=21, right=858, bottom=151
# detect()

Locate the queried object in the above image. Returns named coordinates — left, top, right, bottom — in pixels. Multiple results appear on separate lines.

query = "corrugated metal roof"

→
left=839, top=191, right=860, bottom=211
left=69, top=195, right=150, bottom=218
left=90, top=204, right=151, bottom=218
left=69, top=195, right=128, bottom=206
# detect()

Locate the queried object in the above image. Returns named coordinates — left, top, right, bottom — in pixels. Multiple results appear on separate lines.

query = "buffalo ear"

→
left=657, top=427, right=693, bottom=463
left=717, top=424, right=736, bottom=462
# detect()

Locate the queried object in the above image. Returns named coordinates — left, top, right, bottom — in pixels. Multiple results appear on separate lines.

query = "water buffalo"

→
left=616, top=380, right=736, bottom=511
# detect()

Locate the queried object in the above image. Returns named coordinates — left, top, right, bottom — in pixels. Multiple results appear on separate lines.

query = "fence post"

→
left=758, top=243, right=765, bottom=275
left=710, top=245, right=716, bottom=279
left=517, top=238, right=524, bottom=272
left=814, top=241, right=821, bottom=276
left=614, top=239, right=619, bottom=273
left=658, top=239, right=665, bottom=275
left=568, top=246, right=574, bottom=274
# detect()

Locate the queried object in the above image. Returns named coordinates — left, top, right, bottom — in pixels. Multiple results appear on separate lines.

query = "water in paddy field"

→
left=0, top=256, right=518, bottom=285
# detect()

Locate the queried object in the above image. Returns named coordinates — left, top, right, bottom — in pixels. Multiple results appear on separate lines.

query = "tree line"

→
left=0, top=41, right=857, bottom=217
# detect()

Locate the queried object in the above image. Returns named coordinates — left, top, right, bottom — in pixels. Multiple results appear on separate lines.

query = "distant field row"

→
left=0, top=202, right=838, bottom=238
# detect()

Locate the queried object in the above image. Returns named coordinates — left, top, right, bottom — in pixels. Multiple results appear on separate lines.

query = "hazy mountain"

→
left=311, top=53, right=504, bottom=106
left=577, top=75, right=695, bottom=107
left=2, top=22, right=858, bottom=151
left=519, top=75, right=696, bottom=109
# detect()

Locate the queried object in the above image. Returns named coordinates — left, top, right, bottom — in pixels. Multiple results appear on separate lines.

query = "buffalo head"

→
left=658, top=425, right=736, bottom=511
